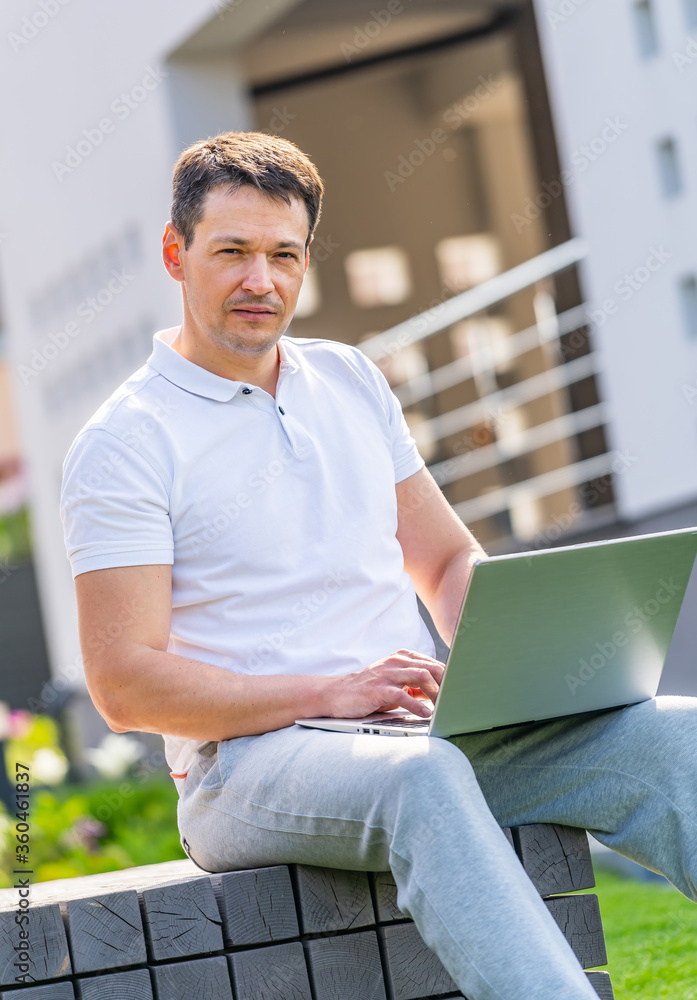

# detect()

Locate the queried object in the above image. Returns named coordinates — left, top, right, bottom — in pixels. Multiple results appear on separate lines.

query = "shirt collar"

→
left=147, top=328, right=299, bottom=401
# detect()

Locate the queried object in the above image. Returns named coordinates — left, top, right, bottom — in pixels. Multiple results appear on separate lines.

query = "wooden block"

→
left=211, top=867, right=298, bottom=946
left=0, top=902, right=71, bottom=985
left=545, top=894, right=607, bottom=969
left=140, top=876, right=223, bottom=960
left=306, top=930, right=386, bottom=1000
left=294, top=866, right=373, bottom=934
left=0, top=861, right=206, bottom=912
left=151, top=955, right=233, bottom=1000
left=380, top=922, right=458, bottom=1000
left=64, top=890, right=146, bottom=974
left=229, top=941, right=312, bottom=1000
left=515, top=824, right=595, bottom=895
left=371, top=871, right=403, bottom=923
left=587, top=970, right=615, bottom=999
left=1, top=984, right=75, bottom=999
left=77, top=968, right=153, bottom=999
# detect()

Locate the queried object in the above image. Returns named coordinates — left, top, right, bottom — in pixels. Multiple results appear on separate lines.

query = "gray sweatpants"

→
left=177, top=695, right=697, bottom=999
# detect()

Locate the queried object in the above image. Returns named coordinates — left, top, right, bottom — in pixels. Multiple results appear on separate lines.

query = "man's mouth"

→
left=232, top=306, right=277, bottom=315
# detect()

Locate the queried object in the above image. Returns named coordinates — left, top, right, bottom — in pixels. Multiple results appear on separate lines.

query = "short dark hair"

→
left=171, top=131, right=325, bottom=250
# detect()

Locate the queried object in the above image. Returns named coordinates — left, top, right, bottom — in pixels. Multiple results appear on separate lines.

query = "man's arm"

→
left=396, top=466, right=487, bottom=648
left=75, top=564, right=444, bottom=740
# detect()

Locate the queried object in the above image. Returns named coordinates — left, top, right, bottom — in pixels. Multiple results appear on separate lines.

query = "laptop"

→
left=296, top=527, right=697, bottom=738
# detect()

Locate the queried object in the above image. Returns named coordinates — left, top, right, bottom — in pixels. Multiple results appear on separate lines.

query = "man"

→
left=61, top=131, right=697, bottom=1000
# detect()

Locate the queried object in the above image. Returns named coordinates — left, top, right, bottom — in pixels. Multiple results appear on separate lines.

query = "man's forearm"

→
left=427, top=543, right=487, bottom=648
left=96, top=646, right=335, bottom=741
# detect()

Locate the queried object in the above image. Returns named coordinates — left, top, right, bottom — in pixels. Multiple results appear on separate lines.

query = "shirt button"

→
left=242, top=387, right=252, bottom=394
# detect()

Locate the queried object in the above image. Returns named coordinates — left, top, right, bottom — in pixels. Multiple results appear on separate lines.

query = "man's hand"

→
left=325, top=649, right=445, bottom=720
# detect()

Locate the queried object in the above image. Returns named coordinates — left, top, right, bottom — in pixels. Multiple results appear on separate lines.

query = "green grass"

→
left=592, top=866, right=697, bottom=998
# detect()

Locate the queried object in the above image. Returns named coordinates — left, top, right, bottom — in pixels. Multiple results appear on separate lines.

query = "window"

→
left=655, top=137, right=683, bottom=198
left=435, top=234, right=501, bottom=294
left=344, top=246, right=412, bottom=308
left=679, top=274, right=697, bottom=338
left=632, top=0, right=659, bottom=58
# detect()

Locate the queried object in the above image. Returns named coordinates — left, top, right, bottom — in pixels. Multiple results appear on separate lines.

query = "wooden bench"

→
left=0, top=823, right=613, bottom=999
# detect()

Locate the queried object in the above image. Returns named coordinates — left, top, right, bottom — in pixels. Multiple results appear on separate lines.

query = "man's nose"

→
left=240, top=254, right=275, bottom=295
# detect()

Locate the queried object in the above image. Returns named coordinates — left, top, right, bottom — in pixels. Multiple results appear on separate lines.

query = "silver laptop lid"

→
left=428, top=527, right=697, bottom=738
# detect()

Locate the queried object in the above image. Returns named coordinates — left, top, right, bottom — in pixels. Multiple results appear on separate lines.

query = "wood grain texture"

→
left=140, top=876, right=223, bottom=960
left=76, top=968, right=153, bottom=999
left=0, top=984, right=75, bottom=999
left=229, top=941, right=312, bottom=1000
left=0, top=903, right=71, bottom=985
left=306, top=931, right=387, bottom=1000
left=0, top=862, right=204, bottom=911
left=211, top=867, right=298, bottom=946
left=545, top=894, right=607, bottom=969
left=515, top=824, right=595, bottom=895
left=587, top=970, right=615, bottom=999
left=380, top=921, right=458, bottom=1000
left=64, top=891, right=146, bottom=974
left=294, top=866, right=373, bottom=934
left=151, top=956, right=233, bottom=1000
left=371, top=871, right=402, bottom=923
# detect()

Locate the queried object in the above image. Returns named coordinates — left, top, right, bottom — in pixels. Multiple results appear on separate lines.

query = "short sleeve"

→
left=351, top=349, right=425, bottom=484
left=61, top=428, right=173, bottom=579
left=381, top=382, right=426, bottom=484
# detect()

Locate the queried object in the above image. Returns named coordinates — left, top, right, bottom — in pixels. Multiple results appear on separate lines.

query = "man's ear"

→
left=162, top=223, right=185, bottom=282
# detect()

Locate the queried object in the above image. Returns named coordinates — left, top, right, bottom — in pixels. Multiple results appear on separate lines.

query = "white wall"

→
left=533, top=0, right=697, bottom=520
left=0, top=0, right=271, bottom=707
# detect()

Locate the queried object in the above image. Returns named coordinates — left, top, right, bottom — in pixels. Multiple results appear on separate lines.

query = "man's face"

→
left=168, top=184, right=310, bottom=356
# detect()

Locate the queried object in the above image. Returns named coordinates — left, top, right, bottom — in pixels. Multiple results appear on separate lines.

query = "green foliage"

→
left=0, top=773, right=184, bottom=887
left=4, top=714, right=68, bottom=785
left=593, top=867, right=697, bottom=998
left=0, top=505, right=32, bottom=564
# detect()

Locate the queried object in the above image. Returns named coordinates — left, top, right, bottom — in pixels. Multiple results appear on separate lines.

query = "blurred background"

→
left=0, top=0, right=696, bottom=888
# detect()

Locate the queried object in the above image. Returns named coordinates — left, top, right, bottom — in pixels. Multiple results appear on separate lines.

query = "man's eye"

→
left=221, top=248, right=241, bottom=254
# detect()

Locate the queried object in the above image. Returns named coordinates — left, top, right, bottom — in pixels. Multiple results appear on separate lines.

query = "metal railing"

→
left=359, top=238, right=616, bottom=546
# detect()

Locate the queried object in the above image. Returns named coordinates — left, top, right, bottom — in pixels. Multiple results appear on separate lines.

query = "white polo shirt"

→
left=61, top=328, right=435, bottom=776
